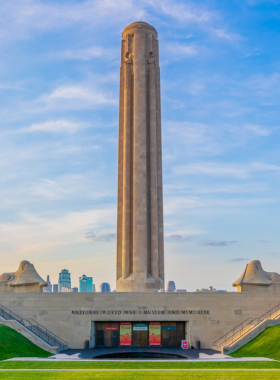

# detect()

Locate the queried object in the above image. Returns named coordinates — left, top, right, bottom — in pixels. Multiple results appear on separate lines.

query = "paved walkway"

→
left=6, top=354, right=276, bottom=362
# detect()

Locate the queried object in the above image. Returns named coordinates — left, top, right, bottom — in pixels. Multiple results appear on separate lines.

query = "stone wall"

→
left=0, top=291, right=279, bottom=349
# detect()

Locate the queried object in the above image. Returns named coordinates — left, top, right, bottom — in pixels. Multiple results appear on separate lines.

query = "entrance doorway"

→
left=95, top=322, right=119, bottom=347
left=132, top=323, right=148, bottom=347
left=95, top=321, right=185, bottom=348
left=161, top=322, right=185, bottom=347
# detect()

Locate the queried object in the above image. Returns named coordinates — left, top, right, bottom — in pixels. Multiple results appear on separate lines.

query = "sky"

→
left=0, top=0, right=280, bottom=291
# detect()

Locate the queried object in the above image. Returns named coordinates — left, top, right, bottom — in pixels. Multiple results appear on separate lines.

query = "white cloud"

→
left=20, top=120, right=88, bottom=134
left=164, top=43, right=198, bottom=57
left=0, top=208, right=116, bottom=254
left=146, top=0, right=213, bottom=23
left=246, top=124, right=272, bottom=136
left=53, top=46, right=117, bottom=61
left=43, top=84, right=117, bottom=109
left=0, top=0, right=146, bottom=43
left=244, top=73, right=280, bottom=98
left=174, top=162, right=280, bottom=178
left=164, top=195, right=278, bottom=217
left=210, top=28, right=242, bottom=42
left=163, top=121, right=225, bottom=157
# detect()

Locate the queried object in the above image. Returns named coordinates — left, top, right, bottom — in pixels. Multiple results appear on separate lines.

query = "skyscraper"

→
left=44, top=275, right=52, bottom=292
left=79, top=275, right=93, bottom=292
left=116, top=22, right=164, bottom=293
left=58, top=269, right=71, bottom=292
left=99, top=282, right=111, bottom=292
left=53, top=284, right=58, bottom=293
left=166, top=281, right=176, bottom=292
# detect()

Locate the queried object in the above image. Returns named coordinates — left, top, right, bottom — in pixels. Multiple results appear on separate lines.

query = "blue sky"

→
left=1, top=0, right=280, bottom=291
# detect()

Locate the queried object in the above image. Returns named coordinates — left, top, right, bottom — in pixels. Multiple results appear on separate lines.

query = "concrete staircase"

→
left=213, top=303, right=280, bottom=354
left=0, top=304, right=68, bottom=353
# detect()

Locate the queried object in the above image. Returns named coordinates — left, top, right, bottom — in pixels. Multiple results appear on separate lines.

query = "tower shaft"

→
left=116, top=22, right=164, bottom=292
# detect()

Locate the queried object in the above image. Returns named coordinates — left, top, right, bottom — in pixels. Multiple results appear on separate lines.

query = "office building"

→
left=99, top=282, right=111, bottom=293
left=79, top=275, right=93, bottom=293
left=61, top=286, right=71, bottom=292
left=44, top=275, right=52, bottom=292
left=166, top=281, right=176, bottom=292
left=58, top=269, right=71, bottom=292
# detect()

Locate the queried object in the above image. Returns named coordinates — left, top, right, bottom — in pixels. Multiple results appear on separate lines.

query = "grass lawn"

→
left=1, top=361, right=280, bottom=369
left=231, top=325, right=280, bottom=361
left=0, top=325, right=52, bottom=361
left=0, top=372, right=280, bottom=380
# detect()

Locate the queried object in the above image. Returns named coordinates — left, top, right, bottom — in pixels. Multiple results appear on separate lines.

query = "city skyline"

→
left=0, top=1, right=280, bottom=291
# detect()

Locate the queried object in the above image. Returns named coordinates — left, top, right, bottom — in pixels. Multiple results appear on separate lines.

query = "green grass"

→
left=1, top=361, right=280, bottom=369
left=0, top=372, right=280, bottom=380
left=231, top=325, right=280, bottom=360
left=0, top=325, right=52, bottom=361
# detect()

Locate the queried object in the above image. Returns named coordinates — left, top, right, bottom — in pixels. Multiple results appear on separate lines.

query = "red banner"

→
left=120, top=322, right=132, bottom=346
left=104, top=326, right=119, bottom=331
left=149, top=322, right=161, bottom=346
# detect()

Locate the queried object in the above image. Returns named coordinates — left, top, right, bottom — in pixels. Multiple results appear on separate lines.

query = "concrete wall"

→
left=0, top=291, right=280, bottom=349
left=0, top=318, right=57, bottom=354
left=222, top=318, right=280, bottom=354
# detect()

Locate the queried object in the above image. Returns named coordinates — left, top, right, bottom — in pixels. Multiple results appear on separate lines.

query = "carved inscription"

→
left=71, top=310, right=210, bottom=315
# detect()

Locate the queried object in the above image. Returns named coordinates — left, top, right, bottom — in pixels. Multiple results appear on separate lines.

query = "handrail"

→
left=213, top=317, right=253, bottom=349
left=27, top=318, right=68, bottom=345
left=0, top=304, right=26, bottom=326
left=213, top=303, right=280, bottom=349
left=0, top=304, right=68, bottom=349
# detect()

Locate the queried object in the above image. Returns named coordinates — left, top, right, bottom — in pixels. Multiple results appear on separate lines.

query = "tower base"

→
left=116, top=274, right=164, bottom=292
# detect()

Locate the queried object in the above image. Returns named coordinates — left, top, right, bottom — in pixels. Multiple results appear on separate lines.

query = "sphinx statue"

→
left=0, top=260, right=47, bottom=292
left=233, top=260, right=280, bottom=292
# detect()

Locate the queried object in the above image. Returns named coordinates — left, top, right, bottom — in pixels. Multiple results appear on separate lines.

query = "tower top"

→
left=122, top=21, right=157, bottom=37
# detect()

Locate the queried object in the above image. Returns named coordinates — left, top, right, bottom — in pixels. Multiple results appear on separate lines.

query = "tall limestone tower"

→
left=116, top=22, right=164, bottom=292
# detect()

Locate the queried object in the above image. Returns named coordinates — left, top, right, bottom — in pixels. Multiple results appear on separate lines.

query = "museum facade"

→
left=1, top=289, right=280, bottom=350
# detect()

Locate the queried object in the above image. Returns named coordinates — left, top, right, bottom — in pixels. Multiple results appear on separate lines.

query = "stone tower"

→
left=116, top=22, right=164, bottom=292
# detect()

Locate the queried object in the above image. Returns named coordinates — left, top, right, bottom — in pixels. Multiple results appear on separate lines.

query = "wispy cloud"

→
left=259, top=240, right=268, bottom=243
left=19, top=120, right=88, bottom=134
left=200, top=240, right=237, bottom=247
left=166, top=234, right=190, bottom=241
left=210, top=28, right=242, bottom=42
left=146, top=0, right=213, bottom=23
left=53, top=46, right=117, bottom=61
left=0, top=208, right=116, bottom=255
left=0, top=0, right=146, bottom=44
left=42, top=84, right=118, bottom=110
left=164, top=43, right=198, bottom=57
left=174, top=162, right=280, bottom=178
left=246, top=125, right=272, bottom=136
left=244, top=72, right=280, bottom=98
left=229, top=257, right=249, bottom=262
left=85, top=231, right=116, bottom=242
